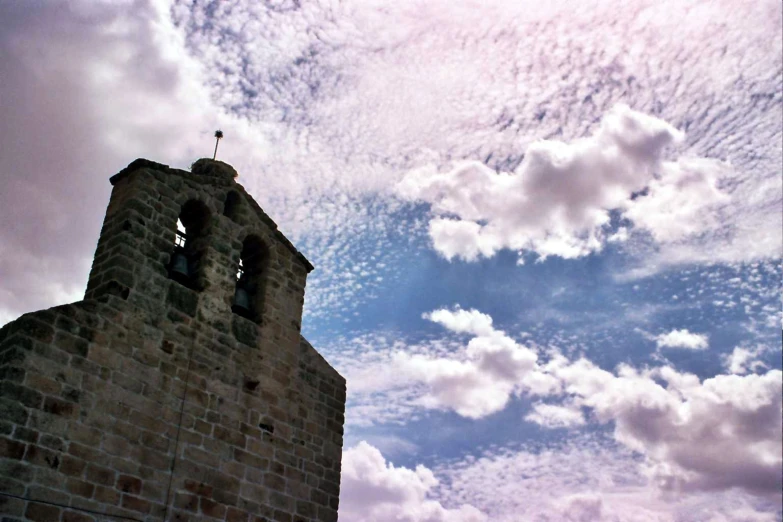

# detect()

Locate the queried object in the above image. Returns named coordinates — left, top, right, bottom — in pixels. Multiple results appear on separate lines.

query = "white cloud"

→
left=400, top=308, right=539, bottom=418
left=395, top=105, right=748, bottom=264
left=722, top=346, right=770, bottom=375
left=324, top=311, right=544, bottom=424
left=623, top=158, right=730, bottom=243
left=607, top=227, right=629, bottom=243
left=336, top=311, right=782, bottom=498
left=546, top=360, right=782, bottom=497
left=340, top=442, right=486, bottom=522
left=397, top=105, right=690, bottom=262
left=423, top=219, right=502, bottom=263
left=525, top=401, right=586, bottom=429
left=423, top=308, right=495, bottom=337
left=626, top=174, right=783, bottom=276
left=655, top=329, right=709, bottom=350
left=354, top=435, right=419, bottom=459
left=724, top=347, right=755, bottom=375
left=433, top=434, right=781, bottom=522
left=558, top=493, right=605, bottom=522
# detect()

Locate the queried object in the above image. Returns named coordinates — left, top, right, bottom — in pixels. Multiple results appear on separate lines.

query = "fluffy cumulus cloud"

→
left=655, top=328, right=709, bottom=350
left=544, top=359, right=782, bottom=496
left=400, top=308, right=539, bottom=418
left=622, top=158, right=730, bottom=243
left=396, top=105, right=741, bottom=263
left=423, top=308, right=495, bottom=337
left=323, top=309, right=547, bottom=424
left=340, top=442, right=486, bottom=522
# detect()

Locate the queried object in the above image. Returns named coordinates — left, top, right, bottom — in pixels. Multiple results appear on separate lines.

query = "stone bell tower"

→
left=0, top=158, right=346, bottom=522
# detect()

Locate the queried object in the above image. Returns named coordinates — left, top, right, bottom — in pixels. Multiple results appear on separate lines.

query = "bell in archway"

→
left=232, top=286, right=251, bottom=317
left=169, top=248, right=190, bottom=284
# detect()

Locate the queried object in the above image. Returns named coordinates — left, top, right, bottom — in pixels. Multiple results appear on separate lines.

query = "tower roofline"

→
left=110, top=157, right=314, bottom=273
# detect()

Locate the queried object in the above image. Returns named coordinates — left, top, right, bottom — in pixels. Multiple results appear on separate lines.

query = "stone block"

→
left=174, top=492, right=199, bottom=512
left=62, top=510, right=96, bottom=522
left=167, top=283, right=199, bottom=317
left=0, top=367, right=24, bottom=383
left=24, top=502, right=61, bottom=522
left=121, top=493, right=151, bottom=514
left=0, top=382, right=42, bottom=409
left=0, top=397, right=28, bottom=426
left=231, top=317, right=258, bottom=347
left=0, top=494, right=25, bottom=516
left=42, top=396, right=78, bottom=418
left=23, top=445, right=60, bottom=470
left=116, top=474, right=143, bottom=495
left=12, top=318, right=55, bottom=344
left=86, top=464, right=115, bottom=485
left=66, top=477, right=95, bottom=498
left=263, top=473, right=286, bottom=492
left=200, top=496, right=228, bottom=519
left=94, top=484, right=120, bottom=505
left=53, top=332, right=89, bottom=358
left=0, top=437, right=26, bottom=460
left=59, top=456, right=86, bottom=477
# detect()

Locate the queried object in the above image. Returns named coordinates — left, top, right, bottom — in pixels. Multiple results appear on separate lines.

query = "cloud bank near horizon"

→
left=340, top=434, right=781, bottom=522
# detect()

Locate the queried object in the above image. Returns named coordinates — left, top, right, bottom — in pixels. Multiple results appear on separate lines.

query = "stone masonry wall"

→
left=0, top=159, right=346, bottom=522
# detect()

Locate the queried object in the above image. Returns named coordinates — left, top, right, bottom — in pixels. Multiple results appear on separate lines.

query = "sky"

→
left=0, top=0, right=781, bottom=520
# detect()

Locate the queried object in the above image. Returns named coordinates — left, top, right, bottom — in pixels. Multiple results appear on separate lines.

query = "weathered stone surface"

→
left=167, top=283, right=200, bottom=318
left=191, top=158, right=238, bottom=180
left=0, top=158, right=345, bottom=522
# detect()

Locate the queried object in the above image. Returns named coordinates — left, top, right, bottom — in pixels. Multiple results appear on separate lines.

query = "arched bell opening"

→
left=168, top=199, right=211, bottom=290
left=223, top=190, right=241, bottom=222
left=232, top=235, right=269, bottom=323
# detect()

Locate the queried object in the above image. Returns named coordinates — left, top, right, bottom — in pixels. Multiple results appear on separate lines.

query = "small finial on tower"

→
left=213, top=130, right=224, bottom=160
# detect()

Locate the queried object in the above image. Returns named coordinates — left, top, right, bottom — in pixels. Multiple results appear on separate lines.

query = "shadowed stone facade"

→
left=0, top=159, right=346, bottom=522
